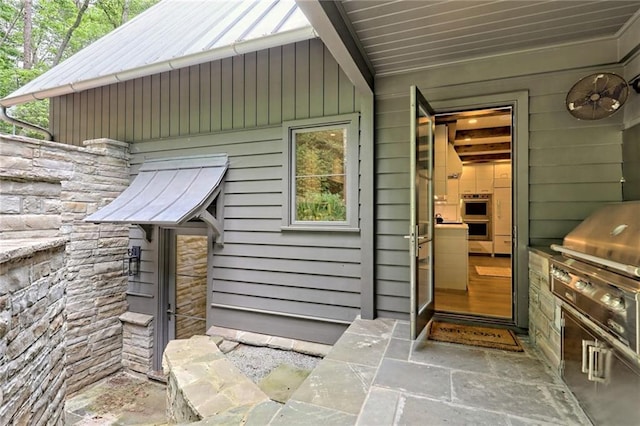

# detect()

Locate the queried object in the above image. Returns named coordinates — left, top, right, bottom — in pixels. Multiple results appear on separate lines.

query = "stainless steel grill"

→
left=550, top=200, right=640, bottom=425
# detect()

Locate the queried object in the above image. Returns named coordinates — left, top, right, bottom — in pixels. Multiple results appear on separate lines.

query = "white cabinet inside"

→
left=494, top=162, right=512, bottom=188
left=434, top=124, right=448, bottom=199
left=493, top=186, right=512, bottom=255
left=435, top=224, right=468, bottom=291
left=460, top=163, right=494, bottom=194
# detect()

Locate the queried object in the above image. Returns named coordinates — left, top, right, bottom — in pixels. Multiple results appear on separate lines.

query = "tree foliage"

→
left=295, top=129, right=347, bottom=221
left=0, top=0, right=157, bottom=137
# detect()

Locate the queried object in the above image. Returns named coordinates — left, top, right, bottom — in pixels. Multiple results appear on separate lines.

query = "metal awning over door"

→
left=85, top=154, right=228, bottom=241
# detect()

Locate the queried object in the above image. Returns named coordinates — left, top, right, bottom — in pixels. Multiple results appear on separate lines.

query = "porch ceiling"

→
left=337, top=0, right=640, bottom=76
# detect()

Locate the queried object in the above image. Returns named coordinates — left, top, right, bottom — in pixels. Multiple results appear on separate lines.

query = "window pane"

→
left=294, top=128, right=346, bottom=221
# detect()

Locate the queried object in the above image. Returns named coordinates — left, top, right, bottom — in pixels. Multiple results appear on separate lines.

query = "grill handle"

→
left=551, top=244, right=640, bottom=278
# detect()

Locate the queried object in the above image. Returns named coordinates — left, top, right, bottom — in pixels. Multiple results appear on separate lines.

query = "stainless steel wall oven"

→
left=461, top=194, right=491, bottom=241
left=550, top=201, right=640, bottom=425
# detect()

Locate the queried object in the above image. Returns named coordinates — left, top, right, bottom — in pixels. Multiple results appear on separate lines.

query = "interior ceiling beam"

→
left=456, top=126, right=511, bottom=139
left=455, top=142, right=512, bottom=153
left=463, top=153, right=512, bottom=162
left=436, top=109, right=510, bottom=123
left=296, top=0, right=374, bottom=94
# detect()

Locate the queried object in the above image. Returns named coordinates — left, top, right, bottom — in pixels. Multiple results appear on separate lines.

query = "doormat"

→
left=475, top=265, right=511, bottom=277
left=428, top=321, right=523, bottom=352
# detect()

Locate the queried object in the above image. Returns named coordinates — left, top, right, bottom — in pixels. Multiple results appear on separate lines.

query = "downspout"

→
left=0, top=105, right=53, bottom=141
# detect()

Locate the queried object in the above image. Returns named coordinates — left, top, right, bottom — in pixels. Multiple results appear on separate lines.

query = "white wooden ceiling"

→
left=339, top=0, right=640, bottom=75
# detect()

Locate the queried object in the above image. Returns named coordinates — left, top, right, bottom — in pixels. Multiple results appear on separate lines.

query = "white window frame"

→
left=282, top=113, right=359, bottom=232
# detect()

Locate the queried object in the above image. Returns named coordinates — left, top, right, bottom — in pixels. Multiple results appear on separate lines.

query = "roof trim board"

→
left=85, top=154, right=229, bottom=242
left=295, top=0, right=373, bottom=94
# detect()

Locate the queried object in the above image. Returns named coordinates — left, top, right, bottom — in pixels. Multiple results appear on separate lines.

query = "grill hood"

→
left=557, top=201, right=640, bottom=271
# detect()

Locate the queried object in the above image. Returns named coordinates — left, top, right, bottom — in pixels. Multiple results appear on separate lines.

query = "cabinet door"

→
left=475, top=163, right=494, bottom=193
left=446, top=179, right=459, bottom=205
left=563, top=310, right=640, bottom=426
left=459, top=164, right=476, bottom=194
left=494, top=162, right=511, bottom=187
left=434, top=125, right=448, bottom=197
left=493, top=187, right=511, bottom=235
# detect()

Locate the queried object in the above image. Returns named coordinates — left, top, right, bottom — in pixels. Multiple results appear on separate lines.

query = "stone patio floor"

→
left=65, top=318, right=591, bottom=425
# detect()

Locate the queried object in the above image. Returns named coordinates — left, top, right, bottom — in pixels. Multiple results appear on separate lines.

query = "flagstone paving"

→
left=65, top=318, right=591, bottom=425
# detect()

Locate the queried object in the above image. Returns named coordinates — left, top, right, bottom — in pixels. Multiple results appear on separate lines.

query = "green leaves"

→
left=0, top=0, right=158, bottom=138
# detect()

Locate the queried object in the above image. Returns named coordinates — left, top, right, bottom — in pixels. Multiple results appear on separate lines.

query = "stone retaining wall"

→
left=0, top=240, right=67, bottom=424
left=0, top=134, right=131, bottom=420
left=163, top=336, right=270, bottom=423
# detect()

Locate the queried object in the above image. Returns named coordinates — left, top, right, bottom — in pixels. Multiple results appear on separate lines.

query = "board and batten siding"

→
left=50, top=39, right=360, bottom=145
left=375, top=64, right=625, bottom=319
left=53, top=39, right=363, bottom=344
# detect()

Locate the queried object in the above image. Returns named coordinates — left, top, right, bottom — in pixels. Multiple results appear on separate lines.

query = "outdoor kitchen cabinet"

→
left=561, top=309, right=640, bottom=425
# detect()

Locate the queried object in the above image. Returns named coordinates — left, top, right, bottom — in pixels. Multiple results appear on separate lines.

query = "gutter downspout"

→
left=0, top=105, right=53, bottom=141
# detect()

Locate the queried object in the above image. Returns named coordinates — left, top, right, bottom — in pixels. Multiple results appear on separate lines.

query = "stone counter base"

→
left=162, top=335, right=273, bottom=423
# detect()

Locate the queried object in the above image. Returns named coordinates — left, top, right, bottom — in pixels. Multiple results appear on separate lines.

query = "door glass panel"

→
left=174, top=234, right=208, bottom=339
left=410, top=85, right=435, bottom=339
left=416, top=104, right=433, bottom=312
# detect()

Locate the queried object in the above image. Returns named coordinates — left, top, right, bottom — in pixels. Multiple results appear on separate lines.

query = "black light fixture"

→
left=124, top=246, right=141, bottom=276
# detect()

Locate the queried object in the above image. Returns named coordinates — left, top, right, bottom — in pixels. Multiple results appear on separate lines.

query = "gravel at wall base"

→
left=225, top=343, right=322, bottom=384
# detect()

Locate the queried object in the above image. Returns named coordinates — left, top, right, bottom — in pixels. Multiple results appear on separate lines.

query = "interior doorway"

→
left=432, top=107, right=514, bottom=320
left=160, top=226, right=209, bottom=357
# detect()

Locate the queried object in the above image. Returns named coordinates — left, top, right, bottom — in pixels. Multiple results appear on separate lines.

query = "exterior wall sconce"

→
left=124, top=246, right=141, bottom=276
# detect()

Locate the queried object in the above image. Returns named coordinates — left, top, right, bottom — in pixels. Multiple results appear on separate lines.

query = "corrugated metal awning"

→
left=85, top=154, right=228, bottom=240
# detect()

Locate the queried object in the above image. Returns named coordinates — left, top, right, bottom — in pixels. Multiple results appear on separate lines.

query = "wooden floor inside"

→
left=435, top=254, right=512, bottom=319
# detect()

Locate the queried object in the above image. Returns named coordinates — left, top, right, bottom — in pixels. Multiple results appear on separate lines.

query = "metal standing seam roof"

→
left=1, top=0, right=316, bottom=107
left=84, top=154, right=228, bottom=225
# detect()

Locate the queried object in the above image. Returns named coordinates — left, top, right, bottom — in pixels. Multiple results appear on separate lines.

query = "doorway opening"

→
left=159, top=227, right=209, bottom=362
left=433, top=107, right=513, bottom=320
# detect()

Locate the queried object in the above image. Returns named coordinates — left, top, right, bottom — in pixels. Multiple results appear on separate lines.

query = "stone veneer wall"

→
left=0, top=240, right=67, bottom=423
left=528, top=250, right=562, bottom=370
left=0, top=134, right=130, bottom=421
left=120, top=312, right=154, bottom=375
left=175, top=235, right=208, bottom=339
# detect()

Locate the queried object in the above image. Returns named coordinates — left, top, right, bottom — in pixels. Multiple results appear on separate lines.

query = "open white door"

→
left=409, top=86, right=436, bottom=339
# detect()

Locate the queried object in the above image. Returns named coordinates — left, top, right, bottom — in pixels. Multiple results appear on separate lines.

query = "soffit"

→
left=85, top=154, right=228, bottom=226
left=339, top=0, right=640, bottom=76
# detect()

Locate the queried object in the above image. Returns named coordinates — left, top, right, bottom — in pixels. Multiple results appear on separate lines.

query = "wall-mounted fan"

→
left=565, top=72, right=631, bottom=120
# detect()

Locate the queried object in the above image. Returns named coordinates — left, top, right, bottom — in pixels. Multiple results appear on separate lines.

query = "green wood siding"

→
left=50, top=39, right=357, bottom=145
left=375, top=65, right=625, bottom=319
left=52, top=39, right=362, bottom=343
